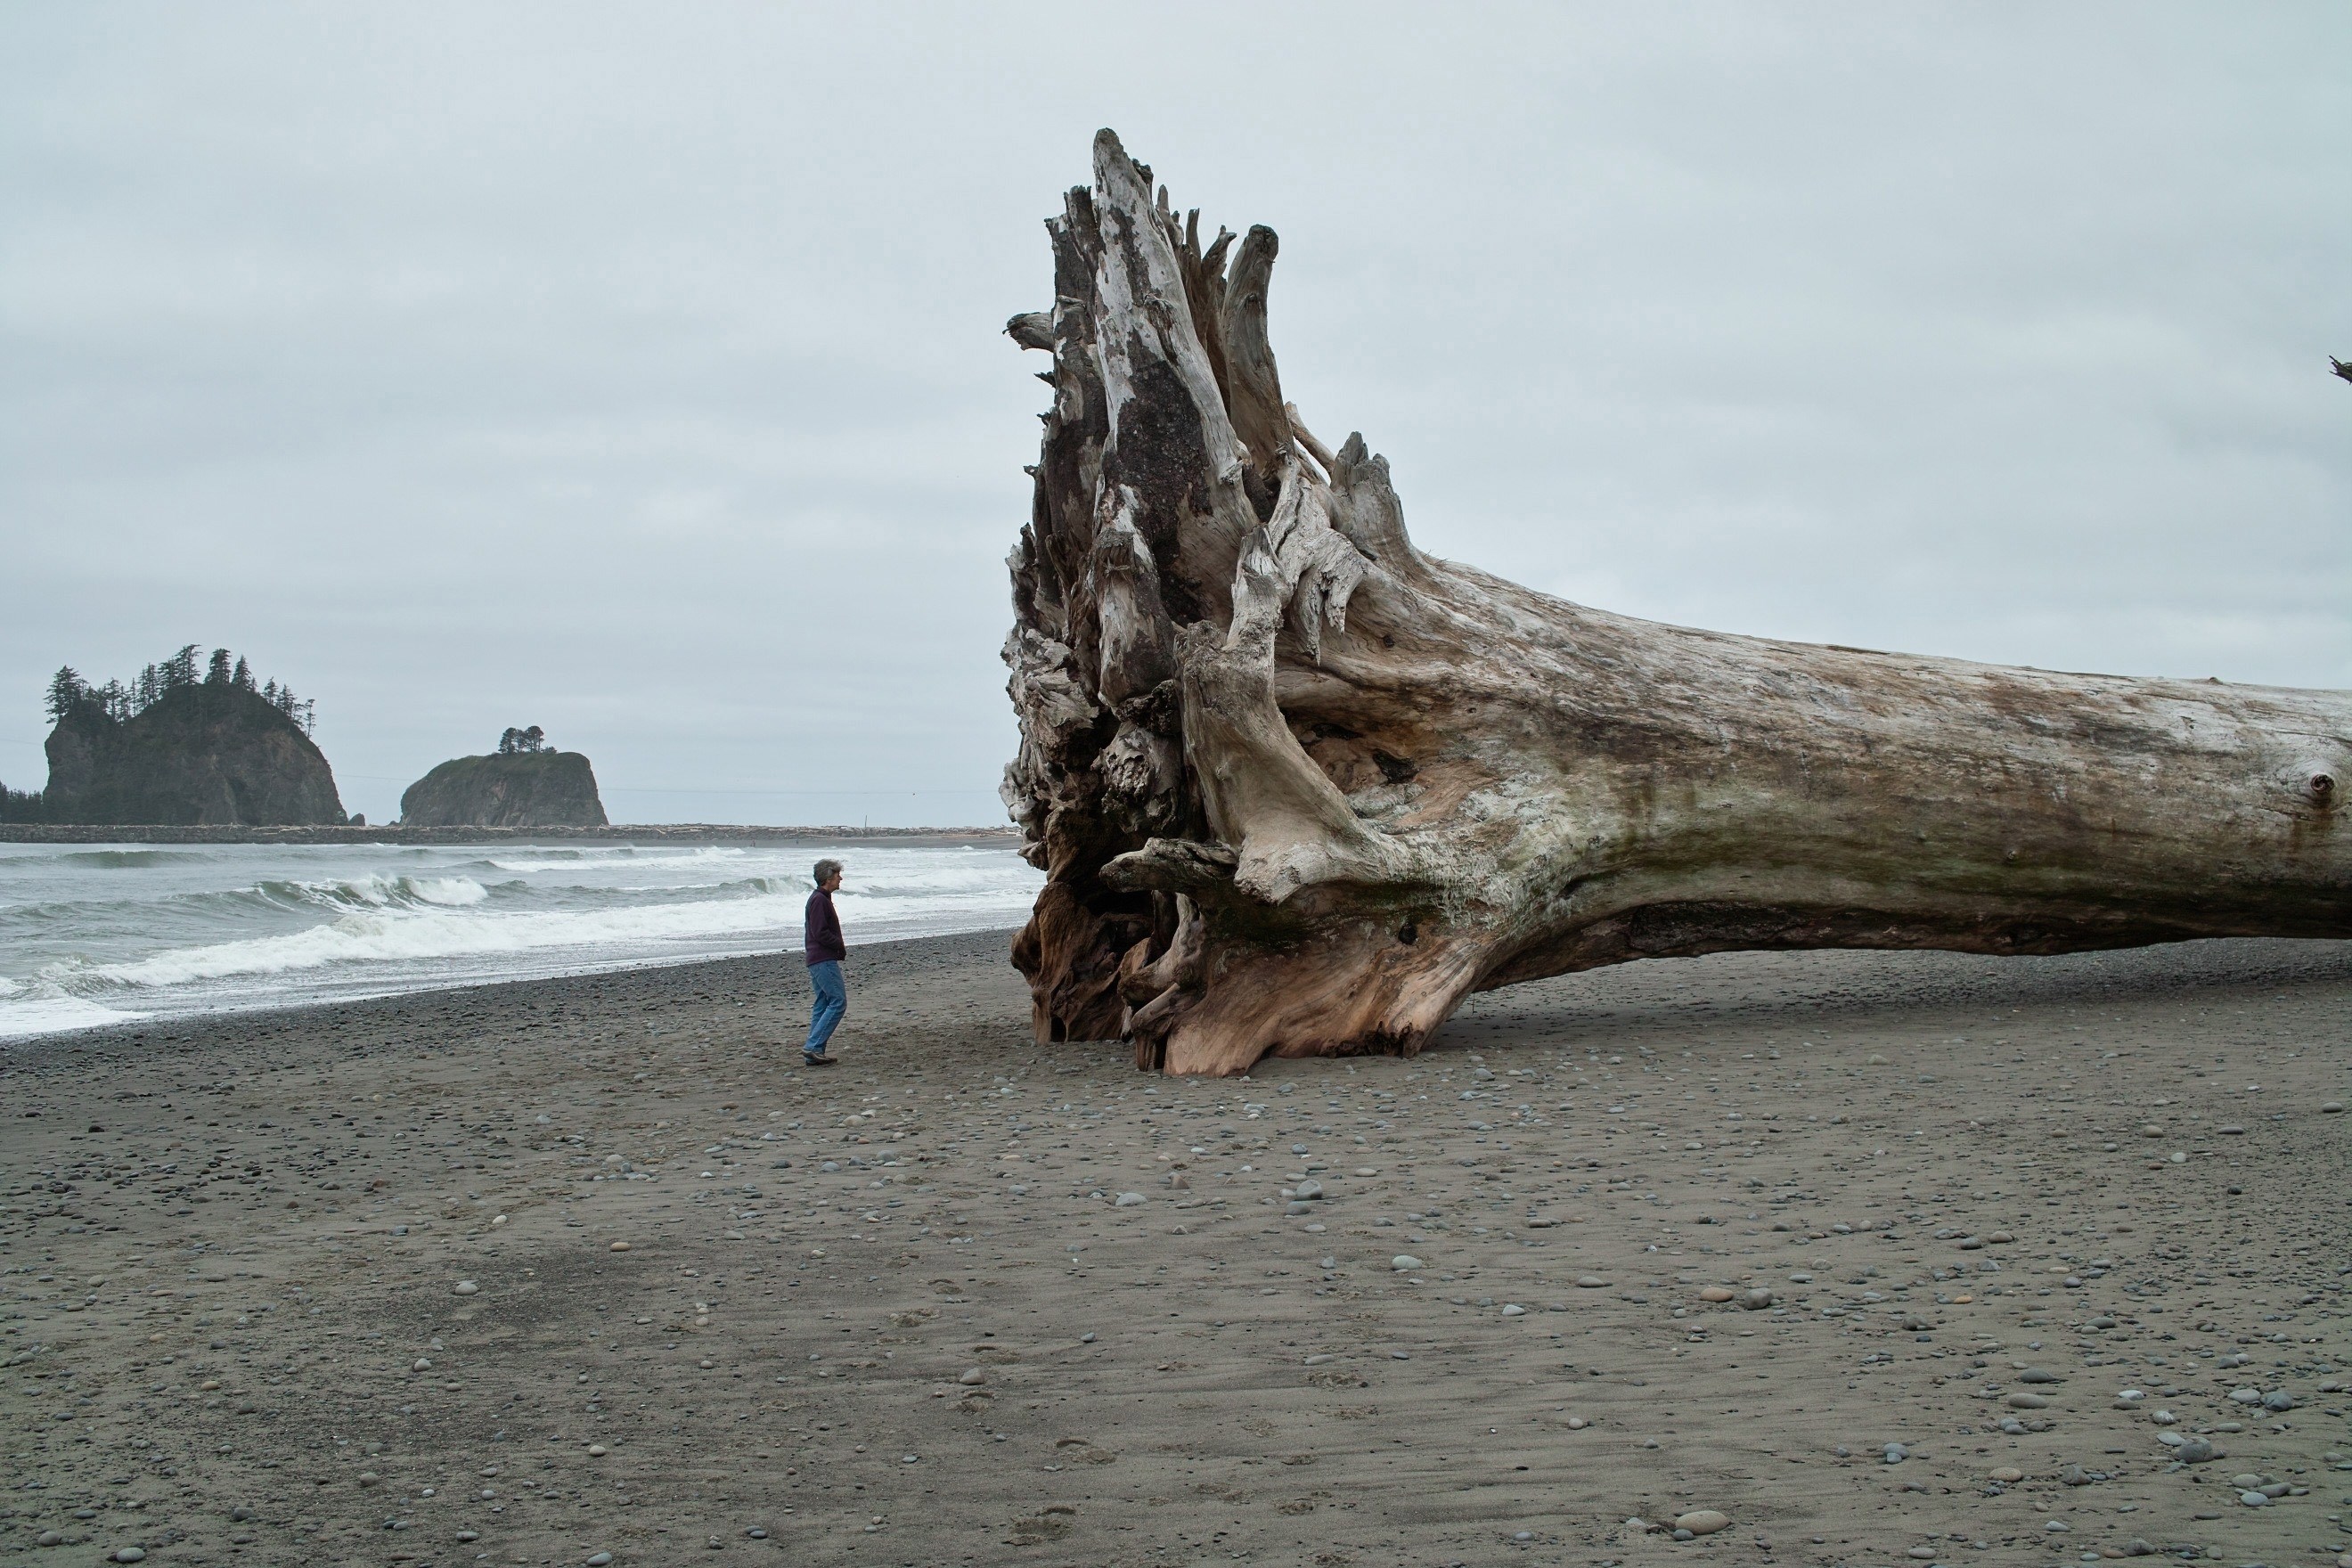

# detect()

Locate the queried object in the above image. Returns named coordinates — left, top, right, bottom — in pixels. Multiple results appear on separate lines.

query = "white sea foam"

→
left=0, top=992, right=144, bottom=1041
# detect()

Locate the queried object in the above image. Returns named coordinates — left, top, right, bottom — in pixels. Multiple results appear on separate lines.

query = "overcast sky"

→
left=4, top=4, right=2345, bottom=826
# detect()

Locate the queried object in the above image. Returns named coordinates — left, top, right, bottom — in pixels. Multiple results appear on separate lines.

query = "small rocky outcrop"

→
left=43, top=682, right=347, bottom=826
left=399, top=743, right=608, bottom=828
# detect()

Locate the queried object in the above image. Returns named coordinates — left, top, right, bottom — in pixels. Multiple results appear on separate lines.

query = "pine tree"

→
left=137, top=665, right=160, bottom=711
left=161, top=645, right=200, bottom=690
left=231, top=657, right=253, bottom=691
left=44, top=667, right=86, bottom=723
left=206, top=648, right=233, bottom=685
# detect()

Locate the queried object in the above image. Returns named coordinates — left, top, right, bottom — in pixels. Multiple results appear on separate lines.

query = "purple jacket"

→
left=804, top=888, right=845, bottom=966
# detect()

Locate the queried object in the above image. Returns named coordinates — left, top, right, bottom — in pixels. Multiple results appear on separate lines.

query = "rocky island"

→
left=17, top=647, right=347, bottom=825
left=399, top=725, right=609, bottom=828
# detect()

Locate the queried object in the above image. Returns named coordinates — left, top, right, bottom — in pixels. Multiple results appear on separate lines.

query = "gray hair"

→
left=813, top=858, right=844, bottom=886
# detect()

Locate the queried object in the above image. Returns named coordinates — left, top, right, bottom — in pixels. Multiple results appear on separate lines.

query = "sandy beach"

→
left=3, top=933, right=2348, bottom=1568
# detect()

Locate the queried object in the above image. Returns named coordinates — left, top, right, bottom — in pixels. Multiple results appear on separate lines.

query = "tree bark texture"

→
left=1001, top=130, right=2351, bottom=1077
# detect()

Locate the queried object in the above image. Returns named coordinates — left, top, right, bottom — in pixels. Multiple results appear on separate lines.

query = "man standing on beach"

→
left=802, top=858, right=847, bottom=1066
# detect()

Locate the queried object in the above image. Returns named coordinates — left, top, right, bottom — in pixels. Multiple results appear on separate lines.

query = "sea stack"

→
left=38, top=651, right=346, bottom=825
left=399, top=726, right=608, bottom=828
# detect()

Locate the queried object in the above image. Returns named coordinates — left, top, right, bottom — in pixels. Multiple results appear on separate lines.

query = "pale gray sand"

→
left=3, top=934, right=2348, bottom=1567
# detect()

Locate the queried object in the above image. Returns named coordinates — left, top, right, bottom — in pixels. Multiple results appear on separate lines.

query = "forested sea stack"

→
left=26, top=647, right=345, bottom=826
left=999, top=130, right=2351, bottom=1077
left=398, top=727, right=608, bottom=828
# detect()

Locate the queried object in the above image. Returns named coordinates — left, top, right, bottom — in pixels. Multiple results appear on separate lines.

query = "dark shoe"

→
left=803, top=1053, right=837, bottom=1066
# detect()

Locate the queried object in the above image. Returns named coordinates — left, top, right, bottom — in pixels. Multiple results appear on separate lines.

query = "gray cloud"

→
left=4, top=3, right=2345, bottom=823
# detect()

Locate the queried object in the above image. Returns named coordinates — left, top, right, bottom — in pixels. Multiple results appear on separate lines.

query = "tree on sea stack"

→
left=999, top=130, right=2351, bottom=1078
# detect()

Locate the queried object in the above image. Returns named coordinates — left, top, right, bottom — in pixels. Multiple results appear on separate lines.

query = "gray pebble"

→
left=2173, top=1438, right=2217, bottom=1463
left=2018, top=1368, right=2060, bottom=1384
left=2260, top=1390, right=2294, bottom=1411
left=2237, top=1490, right=2268, bottom=1507
left=1114, top=1192, right=1145, bottom=1207
left=1882, top=1443, right=1907, bottom=1464
left=1392, top=1255, right=1423, bottom=1271
left=1294, top=1179, right=1323, bottom=1200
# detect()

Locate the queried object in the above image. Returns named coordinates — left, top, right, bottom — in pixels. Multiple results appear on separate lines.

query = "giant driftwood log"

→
left=1000, top=130, right=2351, bottom=1078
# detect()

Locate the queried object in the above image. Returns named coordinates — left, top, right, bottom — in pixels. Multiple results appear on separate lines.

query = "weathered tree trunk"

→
left=1001, top=129, right=2351, bottom=1077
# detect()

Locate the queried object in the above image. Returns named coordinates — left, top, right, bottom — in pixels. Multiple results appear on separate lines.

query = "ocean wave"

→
left=258, top=874, right=494, bottom=911
left=487, top=846, right=747, bottom=873
left=69, top=891, right=811, bottom=990
left=59, top=849, right=219, bottom=869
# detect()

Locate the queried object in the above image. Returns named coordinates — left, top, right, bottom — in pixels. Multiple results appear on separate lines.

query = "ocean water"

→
left=0, top=840, right=1041, bottom=1041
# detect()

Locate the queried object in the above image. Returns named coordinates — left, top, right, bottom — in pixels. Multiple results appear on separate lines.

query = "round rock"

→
left=1673, top=1509, right=1730, bottom=1535
left=453, top=1280, right=479, bottom=1295
left=1392, top=1255, right=1424, bottom=1272
left=113, top=1553, right=148, bottom=1564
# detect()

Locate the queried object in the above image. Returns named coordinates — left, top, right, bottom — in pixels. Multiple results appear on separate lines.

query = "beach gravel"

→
left=0, top=928, right=2343, bottom=1565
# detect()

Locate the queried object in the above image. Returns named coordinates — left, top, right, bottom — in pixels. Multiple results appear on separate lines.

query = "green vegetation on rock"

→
left=11, top=646, right=347, bottom=825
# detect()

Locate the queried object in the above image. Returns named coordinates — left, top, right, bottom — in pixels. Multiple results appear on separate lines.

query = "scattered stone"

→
left=1565, top=1417, right=1588, bottom=1430
left=609, top=1241, right=630, bottom=1253
left=2059, top=1463, right=2096, bottom=1486
left=1882, top=1443, right=1907, bottom=1464
left=1738, top=1288, right=1773, bottom=1311
left=959, top=1368, right=988, bottom=1385
left=2173, top=1438, right=2217, bottom=1464
left=1698, top=1286, right=1735, bottom=1303
left=1392, top=1256, right=1424, bottom=1272
left=1575, top=1276, right=1610, bottom=1289
left=112, top=1552, right=146, bottom=1564
left=2005, top=1393, right=2050, bottom=1409
left=1989, top=1466, right=2024, bottom=1482
left=2260, top=1390, right=2294, bottom=1411
left=2237, top=1490, right=2268, bottom=1507
left=1673, top=1509, right=1730, bottom=1535
left=2228, top=1386, right=2262, bottom=1405
left=585, top=1556, right=614, bottom=1566
left=1500, top=1304, right=1525, bottom=1317
left=1294, top=1180, right=1324, bottom=1200
left=2322, top=1101, right=2344, bottom=1114
left=453, top=1280, right=479, bottom=1296
left=587, top=1444, right=608, bottom=1457
left=1114, top=1192, right=1146, bottom=1208
left=2018, top=1368, right=2061, bottom=1384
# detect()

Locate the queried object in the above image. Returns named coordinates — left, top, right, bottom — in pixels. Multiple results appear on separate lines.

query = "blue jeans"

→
left=804, top=960, right=846, bottom=1056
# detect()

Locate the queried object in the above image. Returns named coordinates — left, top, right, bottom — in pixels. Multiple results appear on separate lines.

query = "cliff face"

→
left=399, top=752, right=608, bottom=829
left=43, top=685, right=347, bottom=826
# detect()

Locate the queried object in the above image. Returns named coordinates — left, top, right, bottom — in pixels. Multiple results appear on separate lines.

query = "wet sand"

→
left=3, top=934, right=2348, bottom=1568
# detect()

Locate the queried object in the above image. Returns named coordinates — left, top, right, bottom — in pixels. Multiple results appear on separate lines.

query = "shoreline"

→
left=0, top=823, right=1022, bottom=846
left=5, top=927, right=1019, bottom=1054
